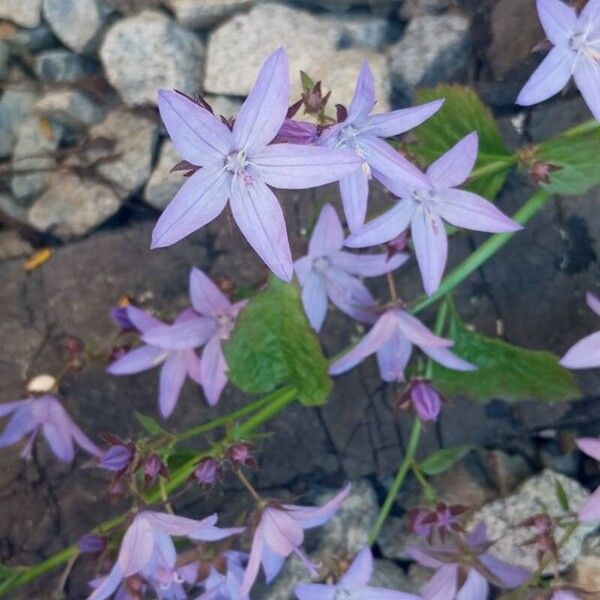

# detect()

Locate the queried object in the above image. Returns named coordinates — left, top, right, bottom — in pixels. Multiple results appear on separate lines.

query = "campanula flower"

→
left=240, top=484, right=351, bottom=597
left=396, top=378, right=444, bottom=422
left=152, top=48, right=362, bottom=281
left=408, top=523, right=530, bottom=600
left=329, top=308, right=475, bottom=382
left=196, top=551, right=248, bottom=599
left=318, top=61, right=443, bottom=232
left=294, top=204, right=408, bottom=331
left=0, top=394, right=101, bottom=462
left=560, top=292, right=600, bottom=369
left=88, top=511, right=243, bottom=600
left=346, top=133, right=521, bottom=295
left=517, top=0, right=600, bottom=121
left=575, top=437, right=600, bottom=521
left=107, top=305, right=206, bottom=418
left=295, top=547, right=420, bottom=600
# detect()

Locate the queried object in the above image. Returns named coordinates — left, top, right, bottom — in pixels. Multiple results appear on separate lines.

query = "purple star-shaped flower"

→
left=408, top=523, right=530, bottom=600
left=152, top=48, right=362, bottom=281
left=197, top=551, right=249, bottom=600
left=0, top=394, right=101, bottom=462
left=240, top=484, right=351, bottom=597
left=575, top=437, right=600, bottom=521
left=560, top=292, right=600, bottom=369
left=329, top=308, right=475, bottom=382
left=295, top=547, right=420, bottom=600
left=517, top=0, right=600, bottom=121
left=294, top=203, right=408, bottom=332
left=318, top=60, right=443, bottom=232
left=107, top=305, right=208, bottom=418
left=88, top=511, right=243, bottom=600
left=345, top=132, right=522, bottom=295
left=143, top=268, right=246, bottom=406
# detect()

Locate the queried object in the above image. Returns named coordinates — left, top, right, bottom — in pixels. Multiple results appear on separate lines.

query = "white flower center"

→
left=411, top=188, right=437, bottom=205
left=570, top=31, right=600, bottom=61
left=313, top=256, right=331, bottom=274
left=226, top=150, right=248, bottom=174
left=217, top=313, right=235, bottom=339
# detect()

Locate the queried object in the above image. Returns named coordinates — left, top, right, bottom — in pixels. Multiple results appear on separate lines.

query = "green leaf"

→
left=224, top=277, right=332, bottom=406
left=300, top=70, right=315, bottom=91
left=537, top=126, right=600, bottom=195
left=555, top=478, right=570, bottom=512
left=166, top=449, right=198, bottom=471
left=135, top=411, right=166, bottom=435
left=411, top=84, right=513, bottom=200
left=431, top=305, right=580, bottom=402
left=419, top=444, right=474, bottom=476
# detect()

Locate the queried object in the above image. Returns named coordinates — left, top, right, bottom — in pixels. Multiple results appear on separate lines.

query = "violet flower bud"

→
left=143, top=453, right=169, bottom=486
left=227, top=443, right=258, bottom=469
left=109, top=305, right=135, bottom=331
left=99, top=444, right=133, bottom=472
left=194, top=458, right=220, bottom=487
left=77, top=533, right=107, bottom=554
left=397, top=379, right=444, bottom=423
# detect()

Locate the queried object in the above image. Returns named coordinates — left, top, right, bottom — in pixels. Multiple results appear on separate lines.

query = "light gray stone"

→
left=4, top=23, right=56, bottom=54
left=400, top=0, right=452, bottom=19
left=0, top=41, right=8, bottom=81
left=34, top=90, right=107, bottom=128
left=0, top=0, right=42, bottom=28
left=468, top=470, right=596, bottom=574
left=0, top=192, right=28, bottom=223
left=0, top=89, right=39, bottom=158
left=389, top=14, right=472, bottom=99
left=0, top=231, right=34, bottom=261
left=42, top=0, right=109, bottom=53
left=371, top=559, right=420, bottom=594
left=204, top=94, right=242, bottom=118
left=34, top=49, right=97, bottom=82
left=144, top=140, right=184, bottom=210
left=335, top=15, right=392, bottom=52
left=100, top=10, right=204, bottom=107
left=10, top=116, right=62, bottom=203
left=166, top=0, right=253, bottom=29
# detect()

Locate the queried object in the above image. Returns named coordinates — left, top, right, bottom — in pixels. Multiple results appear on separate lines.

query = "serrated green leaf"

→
left=411, top=84, right=513, bottom=200
left=537, top=126, right=600, bottom=195
left=431, top=305, right=580, bottom=402
left=555, top=478, right=570, bottom=512
left=419, top=445, right=474, bottom=476
left=224, top=277, right=332, bottom=406
left=135, top=411, right=166, bottom=435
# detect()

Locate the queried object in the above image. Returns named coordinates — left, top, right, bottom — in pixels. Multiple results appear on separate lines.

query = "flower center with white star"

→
left=411, top=188, right=437, bottom=206
left=313, top=256, right=331, bottom=274
left=570, top=31, right=600, bottom=61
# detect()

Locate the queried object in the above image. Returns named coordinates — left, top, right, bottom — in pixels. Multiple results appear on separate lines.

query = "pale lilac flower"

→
left=397, top=378, right=444, bottom=422
left=575, top=437, right=600, bottom=521
left=107, top=305, right=206, bottom=418
left=517, top=0, right=600, bottom=121
left=88, top=511, right=243, bottom=600
left=295, top=547, right=420, bottom=600
left=152, top=49, right=362, bottom=281
left=99, top=444, right=134, bottom=472
left=294, top=204, right=408, bottom=331
left=195, top=551, right=248, bottom=600
left=346, top=133, right=521, bottom=295
left=0, top=394, right=101, bottom=462
left=552, top=591, right=581, bottom=600
left=329, top=308, right=475, bottom=382
left=194, top=458, right=221, bottom=487
left=276, top=119, right=318, bottom=145
left=318, top=61, right=443, bottom=232
left=560, top=292, right=600, bottom=369
left=240, top=484, right=351, bottom=597
left=408, top=523, right=530, bottom=600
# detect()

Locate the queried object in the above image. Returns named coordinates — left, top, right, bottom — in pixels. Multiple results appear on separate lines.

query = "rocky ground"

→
left=0, top=0, right=599, bottom=598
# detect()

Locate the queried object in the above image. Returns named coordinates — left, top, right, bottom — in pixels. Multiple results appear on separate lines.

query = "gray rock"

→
left=4, top=23, right=56, bottom=54
left=166, top=0, right=253, bottom=29
left=0, top=0, right=42, bottom=27
left=336, top=15, right=392, bottom=52
left=0, top=231, right=34, bottom=261
left=34, top=49, right=97, bottom=82
left=400, top=0, right=452, bottom=19
left=42, top=0, right=109, bottom=53
left=388, top=14, right=472, bottom=99
left=0, top=89, right=39, bottom=158
left=0, top=192, right=28, bottom=223
left=371, top=559, right=419, bottom=594
left=100, top=10, right=204, bottom=107
left=468, top=470, right=596, bottom=574
left=144, top=140, right=184, bottom=210
left=10, top=116, right=62, bottom=203
left=27, top=172, right=122, bottom=239
left=0, top=41, right=8, bottom=81
left=34, top=90, right=106, bottom=128
left=569, top=534, right=600, bottom=592
left=484, top=449, right=532, bottom=495
left=205, top=94, right=242, bottom=118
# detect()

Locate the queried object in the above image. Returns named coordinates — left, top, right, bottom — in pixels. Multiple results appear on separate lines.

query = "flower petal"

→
left=87, top=564, right=123, bottom=600
left=0, top=406, right=36, bottom=448
left=577, top=437, right=600, bottom=461
left=294, top=255, right=312, bottom=287
left=294, top=583, right=337, bottom=600
left=200, top=336, right=228, bottom=406
left=239, top=524, right=264, bottom=598
left=0, top=400, right=28, bottom=419
left=578, top=484, right=600, bottom=521
left=376, top=328, right=412, bottom=382
left=302, top=271, right=329, bottom=332
left=434, top=189, right=522, bottom=233
left=329, top=311, right=399, bottom=376
left=189, top=267, right=232, bottom=316
left=421, top=346, right=476, bottom=371
left=340, top=547, right=373, bottom=589
left=43, top=411, right=75, bottom=462
left=157, top=89, right=232, bottom=166
left=331, top=250, right=409, bottom=277
left=579, top=0, right=600, bottom=32
left=158, top=353, right=188, bottom=417
left=427, top=132, right=478, bottom=189
left=560, top=330, right=600, bottom=369
left=345, top=199, right=417, bottom=248
left=107, top=345, right=167, bottom=375
left=261, top=544, right=286, bottom=584
left=262, top=508, right=303, bottom=554
left=365, top=99, right=444, bottom=137
left=478, top=554, right=529, bottom=589
left=422, top=564, right=458, bottom=600
left=117, top=515, right=155, bottom=577
left=536, top=0, right=577, bottom=45
left=326, top=268, right=378, bottom=324
left=233, top=48, right=289, bottom=151
left=574, top=53, right=600, bottom=121
left=151, top=167, right=230, bottom=249
left=309, top=203, right=345, bottom=256
left=142, top=317, right=217, bottom=350
left=395, top=311, right=452, bottom=348
left=411, top=205, right=448, bottom=296
left=284, top=483, right=351, bottom=529
left=587, top=292, right=600, bottom=317
left=456, top=568, right=488, bottom=600
left=185, top=348, right=203, bottom=385
left=229, top=176, right=293, bottom=281
left=362, top=587, right=421, bottom=600
left=347, top=60, right=376, bottom=122
left=516, top=46, right=574, bottom=106
left=126, top=306, right=163, bottom=334
left=253, top=143, right=363, bottom=190
left=339, top=169, right=369, bottom=233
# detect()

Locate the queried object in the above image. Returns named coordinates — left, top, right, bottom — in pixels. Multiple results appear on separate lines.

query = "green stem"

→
left=0, top=386, right=297, bottom=597
left=411, top=188, right=551, bottom=315
left=560, top=118, right=599, bottom=138
left=469, top=156, right=516, bottom=181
